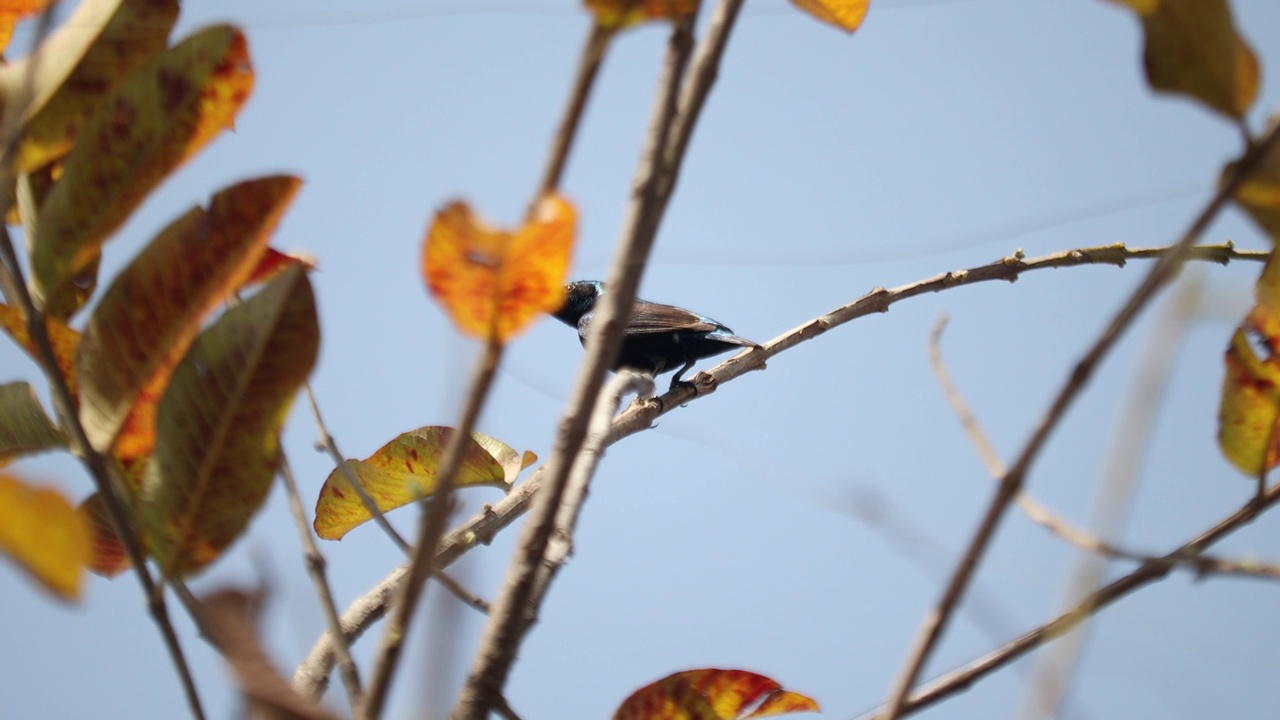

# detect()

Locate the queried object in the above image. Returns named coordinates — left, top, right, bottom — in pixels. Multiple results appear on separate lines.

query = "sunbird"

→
left=552, top=280, right=760, bottom=390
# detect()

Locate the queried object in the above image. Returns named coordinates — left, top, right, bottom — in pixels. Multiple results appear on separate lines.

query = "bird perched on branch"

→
left=552, top=280, right=760, bottom=390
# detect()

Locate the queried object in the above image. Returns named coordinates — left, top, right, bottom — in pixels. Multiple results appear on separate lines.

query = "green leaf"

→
left=140, top=267, right=318, bottom=577
left=1106, top=0, right=1258, bottom=119
left=16, top=0, right=179, bottom=173
left=0, top=382, right=67, bottom=465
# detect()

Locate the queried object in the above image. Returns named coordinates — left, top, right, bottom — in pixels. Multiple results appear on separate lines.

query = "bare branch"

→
left=278, top=453, right=364, bottom=708
left=859, top=481, right=1280, bottom=720
left=880, top=124, right=1280, bottom=719
left=292, top=241, right=1268, bottom=697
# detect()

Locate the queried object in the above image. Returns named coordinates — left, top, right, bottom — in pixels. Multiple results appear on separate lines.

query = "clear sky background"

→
left=4, top=1, right=1280, bottom=718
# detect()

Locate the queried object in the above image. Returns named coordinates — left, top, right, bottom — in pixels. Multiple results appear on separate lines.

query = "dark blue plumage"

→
left=552, top=280, right=759, bottom=390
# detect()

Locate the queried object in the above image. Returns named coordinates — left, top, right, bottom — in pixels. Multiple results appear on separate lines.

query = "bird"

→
left=552, top=280, right=760, bottom=390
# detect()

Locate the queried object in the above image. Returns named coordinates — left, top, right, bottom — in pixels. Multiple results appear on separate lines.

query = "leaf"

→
left=0, top=381, right=66, bottom=465
left=16, top=0, right=179, bottom=173
left=584, top=0, right=698, bottom=28
left=140, top=267, right=318, bottom=577
left=242, top=247, right=317, bottom=288
left=79, top=492, right=132, bottom=577
left=0, top=302, right=82, bottom=397
left=30, top=24, right=255, bottom=318
left=0, top=0, right=55, bottom=55
left=77, top=175, right=302, bottom=459
left=1106, top=0, right=1258, bottom=119
left=200, top=589, right=342, bottom=720
left=0, top=0, right=121, bottom=122
left=0, top=473, right=91, bottom=600
left=614, top=669, right=820, bottom=720
left=789, top=0, right=869, bottom=33
left=423, top=194, right=576, bottom=342
left=1228, top=128, right=1280, bottom=243
left=314, top=426, right=525, bottom=541
left=1219, top=250, right=1280, bottom=475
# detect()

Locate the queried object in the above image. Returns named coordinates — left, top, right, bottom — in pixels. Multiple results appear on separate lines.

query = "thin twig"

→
left=306, top=384, right=489, bottom=612
left=305, top=384, right=409, bottom=552
left=448, top=11, right=709, bottom=718
left=928, top=315, right=1155, bottom=565
left=858, top=480, right=1280, bottom=720
left=292, top=241, right=1269, bottom=697
left=361, top=339, right=504, bottom=720
left=880, top=123, right=1280, bottom=720
left=278, top=453, right=364, bottom=708
left=537, top=23, right=614, bottom=195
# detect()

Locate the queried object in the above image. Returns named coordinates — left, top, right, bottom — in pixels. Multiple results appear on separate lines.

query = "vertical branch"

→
left=537, top=24, right=614, bottom=195
left=277, top=453, right=365, bottom=709
left=449, top=3, right=746, bottom=717
left=880, top=123, right=1280, bottom=719
left=361, top=339, right=504, bottom=720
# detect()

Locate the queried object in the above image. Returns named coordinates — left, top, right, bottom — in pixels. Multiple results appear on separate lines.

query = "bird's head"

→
left=552, top=280, right=604, bottom=326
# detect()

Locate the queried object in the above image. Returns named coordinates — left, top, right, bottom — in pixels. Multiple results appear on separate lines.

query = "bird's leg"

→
left=668, top=359, right=696, bottom=391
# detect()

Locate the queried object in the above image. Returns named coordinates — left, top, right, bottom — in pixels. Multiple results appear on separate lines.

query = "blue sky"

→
left=3, top=1, right=1280, bottom=718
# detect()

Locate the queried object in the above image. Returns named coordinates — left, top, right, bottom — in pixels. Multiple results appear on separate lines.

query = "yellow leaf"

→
left=789, top=0, right=869, bottom=33
left=1106, top=0, right=1258, bottom=119
left=314, top=427, right=526, bottom=541
left=584, top=0, right=698, bottom=29
left=423, top=194, right=576, bottom=343
left=31, top=24, right=255, bottom=318
left=1219, top=250, right=1280, bottom=475
left=0, top=473, right=91, bottom=600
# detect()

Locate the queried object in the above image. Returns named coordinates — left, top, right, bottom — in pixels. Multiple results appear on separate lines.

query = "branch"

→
left=292, top=241, right=1267, bottom=696
left=277, top=453, right=363, bottom=709
left=448, top=11, right=706, bottom=717
left=537, top=24, right=614, bottom=195
left=880, top=123, right=1280, bottom=719
left=859, top=480, right=1280, bottom=720
left=361, top=339, right=504, bottom=719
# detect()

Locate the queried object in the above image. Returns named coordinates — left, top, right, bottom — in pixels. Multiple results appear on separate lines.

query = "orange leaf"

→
left=0, top=473, right=91, bottom=600
left=314, top=427, right=529, bottom=541
left=615, top=669, right=820, bottom=720
left=140, top=267, right=318, bottom=577
left=423, top=194, right=575, bottom=343
left=77, top=175, right=303, bottom=459
left=789, top=0, right=868, bottom=33
left=0, top=0, right=54, bottom=54
left=15, top=0, right=179, bottom=173
left=0, top=302, right=82, bottom=397
left=584, top=0, right=698, bottom=28
left=31, top=24, right=255, bottom=318
left=242, top=247, right=318, bottom=288
left=79, top=492, right=132, bottom=577
left=1106, top=0, right=1257, bottom=119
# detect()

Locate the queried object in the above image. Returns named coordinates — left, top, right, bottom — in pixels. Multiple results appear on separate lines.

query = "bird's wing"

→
left=626, top=301, right=723, bottom=335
